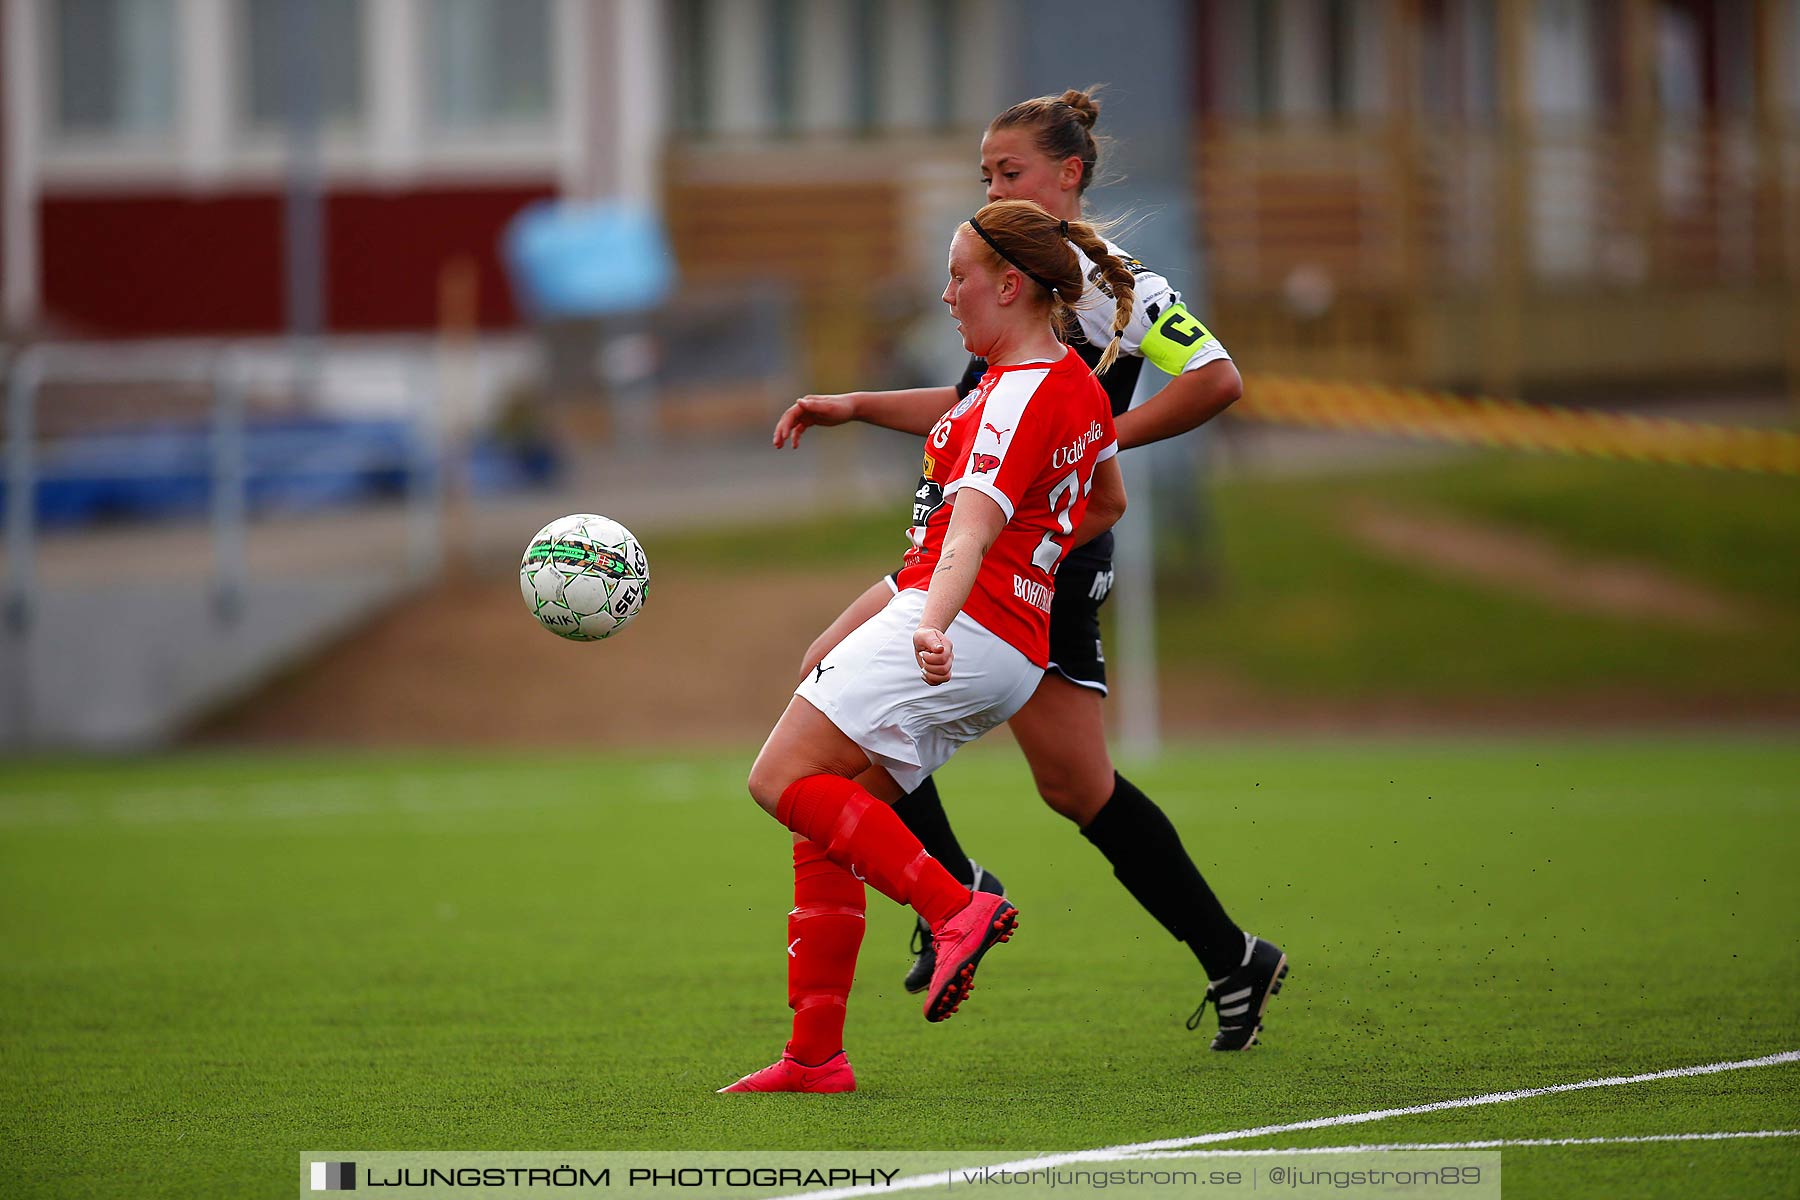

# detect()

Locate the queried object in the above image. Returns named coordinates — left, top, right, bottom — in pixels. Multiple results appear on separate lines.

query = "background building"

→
left=1, top=0, right=1796, bottom=752
left=5, top=0, right=1794, bottom=394
left=2, top=13, right=1796, bottom=1195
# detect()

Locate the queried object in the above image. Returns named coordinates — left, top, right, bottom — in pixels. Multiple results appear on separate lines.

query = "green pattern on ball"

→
left=519, top=514, right=649, bottom=642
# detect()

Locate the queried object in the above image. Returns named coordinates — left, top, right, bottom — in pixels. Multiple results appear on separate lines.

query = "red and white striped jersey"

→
left=895, top=346, right=1118, bottom=666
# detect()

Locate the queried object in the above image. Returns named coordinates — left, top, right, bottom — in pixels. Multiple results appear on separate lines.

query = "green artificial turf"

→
left=1156, top=451, right=1800, bottom=700
left=1352, top=453, right=1800, bottom=606
left=3, top=740, right=1796, bottom=1197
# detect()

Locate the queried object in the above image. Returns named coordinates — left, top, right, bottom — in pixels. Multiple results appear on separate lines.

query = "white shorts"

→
left=795, top=588, right=1042, bottom=794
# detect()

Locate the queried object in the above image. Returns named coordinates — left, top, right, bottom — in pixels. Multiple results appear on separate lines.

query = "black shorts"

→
left=886, top=529, right=1115, bottom=696
left=1045, top=531, right=1114, bottom=694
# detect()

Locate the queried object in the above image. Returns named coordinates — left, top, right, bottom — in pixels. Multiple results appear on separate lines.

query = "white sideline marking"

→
left=1118, top=1130, right=1800, bottom=1157
left=771, top=1050, right=1800, bottom=1200
left=1123, top=1049, right=1800, bottom=1154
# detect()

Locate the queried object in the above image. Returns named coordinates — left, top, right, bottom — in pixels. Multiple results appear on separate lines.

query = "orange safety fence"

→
left=1234, top=376, right=1800, bottom=477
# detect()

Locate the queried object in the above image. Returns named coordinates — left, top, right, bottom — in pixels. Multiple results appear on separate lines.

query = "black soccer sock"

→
left=1081, top=772, right=1246, bottom=980
left=891, top=776, right=976, bottom=887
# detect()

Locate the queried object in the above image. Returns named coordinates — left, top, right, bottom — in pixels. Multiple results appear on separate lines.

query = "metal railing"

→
left=3, top=342, right=445, bottom=737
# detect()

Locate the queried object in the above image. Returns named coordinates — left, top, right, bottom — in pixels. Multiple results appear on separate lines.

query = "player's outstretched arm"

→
left=1068, top=457, right=1126, bottom=550
left=1113, top=359, right=1243, bottom=451
left=771, top=393, right=856, bottom=448
left=772, top=386, right=959, bottom=448
left=855, top=386, right=960, bottom=435
left=913, top=491, right=1006, bottom=685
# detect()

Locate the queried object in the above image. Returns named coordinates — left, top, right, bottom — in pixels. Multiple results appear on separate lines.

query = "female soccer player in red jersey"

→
left=772, top=89, right=1287, bottom=1054
left=721, top=200, right=1133, bottom=1093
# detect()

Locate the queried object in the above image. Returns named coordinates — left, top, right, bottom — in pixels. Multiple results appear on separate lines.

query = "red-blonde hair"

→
left=962, top=198, right=1135, bottom=374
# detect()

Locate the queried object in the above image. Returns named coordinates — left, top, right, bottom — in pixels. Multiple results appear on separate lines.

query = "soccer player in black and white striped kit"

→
left=774, top=88, right=1287, bottom=1050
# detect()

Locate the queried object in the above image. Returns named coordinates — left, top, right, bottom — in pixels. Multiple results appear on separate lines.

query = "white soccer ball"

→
left=519, top=513, right=650, bottom=641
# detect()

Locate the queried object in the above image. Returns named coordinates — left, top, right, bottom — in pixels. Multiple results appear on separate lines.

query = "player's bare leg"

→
left=748, top=696, right=896, bottom=812
left=1004, top=673, right=1116, bottom=824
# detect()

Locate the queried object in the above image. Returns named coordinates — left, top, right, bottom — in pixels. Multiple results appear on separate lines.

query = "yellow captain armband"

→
left=1139, top=303, right=1216, bottom=375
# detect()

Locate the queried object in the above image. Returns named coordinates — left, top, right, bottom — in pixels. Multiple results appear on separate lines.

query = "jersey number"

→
left=1030, top=470, right=1082, bottom=575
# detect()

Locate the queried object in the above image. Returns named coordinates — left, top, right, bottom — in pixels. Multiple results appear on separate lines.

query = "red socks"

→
left=785, top=839, right=865, bottom=1066
left=775, top=775, right=973, bottom=1063
left=776, top=774, right=971, bottom=929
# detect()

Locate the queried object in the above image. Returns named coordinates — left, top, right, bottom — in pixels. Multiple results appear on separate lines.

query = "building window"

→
left=50, top=0, right=178, bottom=137
left=926, top=0, right=955, bottom=129
left=1250, top=0, right=1278, bottom=117
left=849, top=0, right=880, bottom=133
left=1345, top=0, right=1390, bottom=117
left=1418, top=0, right=1497, bottom=125
left=1790, top=0, right=1800, bottom=118
left=1324, top=0, right=1352, bottom=117
left=768, top=0, right=799, bottom=134
left=427, top=0, right=552, bottom=130
left=665, top=0, right=975, bottom=139
left=670, top=0, right=711, bottom=135
left=242, top=0, right=366, bottom=130
left=1532, top=0, right=1600, bottom=119
left=1194, top=0, right=1288, bottom=121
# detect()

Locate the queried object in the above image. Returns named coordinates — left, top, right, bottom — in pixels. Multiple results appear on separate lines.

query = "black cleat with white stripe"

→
left=1189, top=935, right=1288, bottom=1051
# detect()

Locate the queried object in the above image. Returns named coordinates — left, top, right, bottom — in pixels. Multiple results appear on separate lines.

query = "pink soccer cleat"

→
left=923, top=891, right=1019, bottom=1022
left=716, top=1051, right=856, bottom=1094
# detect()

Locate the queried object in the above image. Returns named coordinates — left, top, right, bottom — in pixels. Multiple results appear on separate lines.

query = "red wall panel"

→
left=41, top=193, right=284, bottom=334
left=38, top=182, right=554, bottom=336
left=326, top=185, right=551, bottom=330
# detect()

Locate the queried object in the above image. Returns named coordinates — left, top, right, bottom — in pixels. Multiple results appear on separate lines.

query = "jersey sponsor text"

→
left=1013, top=574, right=1055, bottom=613
left=1053, top=421, right=1108, bottom=470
